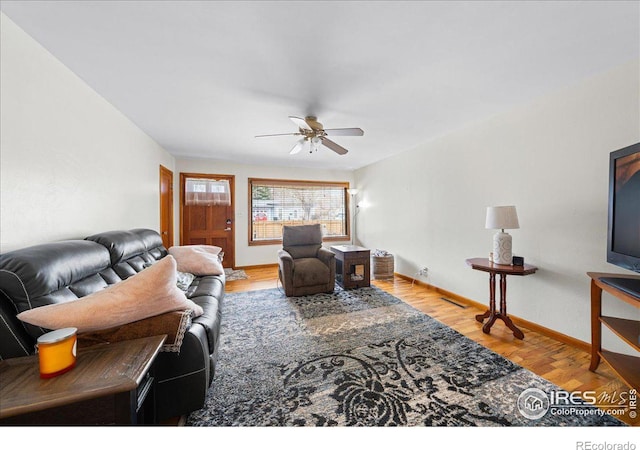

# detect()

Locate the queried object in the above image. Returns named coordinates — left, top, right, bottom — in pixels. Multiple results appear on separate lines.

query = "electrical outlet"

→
left=418, top=267, right=429, bottom=277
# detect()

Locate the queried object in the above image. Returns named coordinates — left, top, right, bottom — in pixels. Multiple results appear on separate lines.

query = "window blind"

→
left=249, top=179, right=349, bottom=243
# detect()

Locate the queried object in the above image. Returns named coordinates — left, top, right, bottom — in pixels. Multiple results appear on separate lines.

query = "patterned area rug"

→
left=187, top=286, right=623, bottom=427
left=224, top=268, right=248, bottom=281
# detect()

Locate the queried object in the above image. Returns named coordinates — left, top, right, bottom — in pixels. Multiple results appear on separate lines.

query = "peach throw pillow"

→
left=168, top=245, right=224, bottom=276
left=17, top=255, right=203, bottom=333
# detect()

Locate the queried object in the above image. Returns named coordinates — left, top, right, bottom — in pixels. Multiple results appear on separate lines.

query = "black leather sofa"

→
left=0, top=228, right=224, bottom=422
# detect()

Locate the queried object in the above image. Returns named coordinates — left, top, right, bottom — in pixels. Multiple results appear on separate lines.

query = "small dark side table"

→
left=331, top=245, right=371, bottom=289
left=0, top=335, right=166, bottom=425
left=466, top=257, right=538, bottom=339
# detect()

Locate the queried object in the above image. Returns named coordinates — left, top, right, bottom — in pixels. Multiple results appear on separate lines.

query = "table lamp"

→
left=485, top=205, right=519, bottom=265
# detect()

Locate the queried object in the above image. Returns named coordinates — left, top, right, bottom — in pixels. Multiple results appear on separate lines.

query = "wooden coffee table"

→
left=0, top=335, right=165, bottom=425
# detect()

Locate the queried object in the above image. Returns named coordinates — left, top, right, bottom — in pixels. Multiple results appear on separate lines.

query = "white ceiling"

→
left=1, top=1, right=639, bottom=171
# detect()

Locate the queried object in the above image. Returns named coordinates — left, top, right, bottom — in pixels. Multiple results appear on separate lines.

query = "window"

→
left=249, top=178, right=350, bottom=245
left=185, top=178, right=231, bottom=206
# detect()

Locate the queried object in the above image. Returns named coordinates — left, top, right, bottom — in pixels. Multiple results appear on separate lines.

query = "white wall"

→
left=2, top=9, right=636, bottom=353
left=0, top=13, right=175, bottom=252
left=355, top=60, right=640, bottom=352
left=175, top=158, right=354, bottom=266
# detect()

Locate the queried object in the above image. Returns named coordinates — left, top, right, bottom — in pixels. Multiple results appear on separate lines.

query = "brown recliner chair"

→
left=277, top=224, right=336, bottom=297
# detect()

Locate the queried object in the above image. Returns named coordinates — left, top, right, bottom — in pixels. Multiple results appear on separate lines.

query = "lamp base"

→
left=492, top=231, right=513, bottom=265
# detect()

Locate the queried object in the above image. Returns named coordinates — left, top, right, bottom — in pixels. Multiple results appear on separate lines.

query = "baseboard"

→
left=393, top=273, right=591, bottom=353
left=236, top=263, right=279, bottom=270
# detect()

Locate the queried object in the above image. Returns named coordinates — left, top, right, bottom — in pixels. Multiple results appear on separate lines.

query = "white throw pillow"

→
left=168, top=245, right=225, bottom=276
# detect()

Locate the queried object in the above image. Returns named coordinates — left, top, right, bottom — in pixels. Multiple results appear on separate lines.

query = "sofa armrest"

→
left=277, top=249, right=295, bottom=294
left=317, top=247, right=336, bottom=282
left=278, top=249, right=294, bottom=272
left=317, top=247, right=335, bottom=266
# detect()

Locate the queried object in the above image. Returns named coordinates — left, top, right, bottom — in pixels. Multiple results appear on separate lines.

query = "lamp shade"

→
left=485, top=206, right=519, bottom=230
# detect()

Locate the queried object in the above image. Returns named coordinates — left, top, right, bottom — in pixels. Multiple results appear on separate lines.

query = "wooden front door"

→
left=159, top=165, right=174, bottom=249
left=180, top=173, right=235, bottom=268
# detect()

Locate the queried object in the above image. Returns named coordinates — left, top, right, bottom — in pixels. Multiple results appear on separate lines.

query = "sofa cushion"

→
left=131, top=228, right=168, bottom=261
left=186, top=275, right=225, bottom=300
left=282, top=224, right=323, bottom=259
left=187, top=274, right=225, bottom=351
left=282, top=224, right=323, bottom=246
left=292, top=258, right=331, bottom=287
left=17, top=255, right=203, bottom=333
left=85, top=230, right=146, bottom=265
left=168, top=245, right=224, bottom=276
left=285, top=244, right=321, bottom=259
left=131, top=228, right=164, bottom=251
left=0, top=240, right=111, bottom=314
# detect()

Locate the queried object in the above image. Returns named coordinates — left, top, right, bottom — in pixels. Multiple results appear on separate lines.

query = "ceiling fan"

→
left=255, top=116, right=364, bottom=155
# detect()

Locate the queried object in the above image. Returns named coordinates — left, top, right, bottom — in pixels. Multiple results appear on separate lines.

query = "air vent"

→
left=439, top=297, right=466, bottom=308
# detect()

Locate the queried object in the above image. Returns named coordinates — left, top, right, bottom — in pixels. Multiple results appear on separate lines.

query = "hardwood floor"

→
left=228, top=265, right=637, bottom=426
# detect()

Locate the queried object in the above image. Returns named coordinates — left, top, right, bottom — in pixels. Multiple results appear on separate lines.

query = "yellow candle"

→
left=37, top=327, right=77, bottom=379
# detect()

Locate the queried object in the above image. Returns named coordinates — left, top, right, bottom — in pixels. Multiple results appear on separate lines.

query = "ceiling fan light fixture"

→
left=311, top=136, right=321, bottom=151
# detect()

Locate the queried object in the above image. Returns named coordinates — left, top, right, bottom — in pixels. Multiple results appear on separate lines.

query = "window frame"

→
left=248, top=178, right=351, bottom=246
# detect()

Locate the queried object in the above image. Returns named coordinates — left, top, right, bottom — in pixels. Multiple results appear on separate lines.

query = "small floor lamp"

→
left=485, top=205, right=519, bottom=265
left=348, top=188, right=359, bottom=245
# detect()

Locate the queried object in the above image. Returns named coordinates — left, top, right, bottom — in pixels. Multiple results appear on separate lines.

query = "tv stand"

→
left=587, top=272, right=640, bottom=391
left=599, top=277, right=640, bottom=299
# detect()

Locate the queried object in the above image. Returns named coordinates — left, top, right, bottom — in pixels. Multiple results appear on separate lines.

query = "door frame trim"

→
left=159, top=165, right=174, bottom=248
left=179, top=172, right=236, bottom=268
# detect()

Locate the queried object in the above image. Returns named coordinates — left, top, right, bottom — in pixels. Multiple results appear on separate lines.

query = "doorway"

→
left=180, top=172, right=235, bottom=268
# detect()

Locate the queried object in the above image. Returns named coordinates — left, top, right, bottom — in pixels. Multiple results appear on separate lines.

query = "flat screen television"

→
left=603, top=142, right=640, bottom=298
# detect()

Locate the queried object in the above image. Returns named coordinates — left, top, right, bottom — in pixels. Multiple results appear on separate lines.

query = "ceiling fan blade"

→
left=289, top=116, right=313, bottom=131
left=323, top=128, right=364, bottom=137
left=290, top=138, right=305, bottom=155
left=255, top=132, right=300, bottom=138
left=320, top=137, right=348, bottom=155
